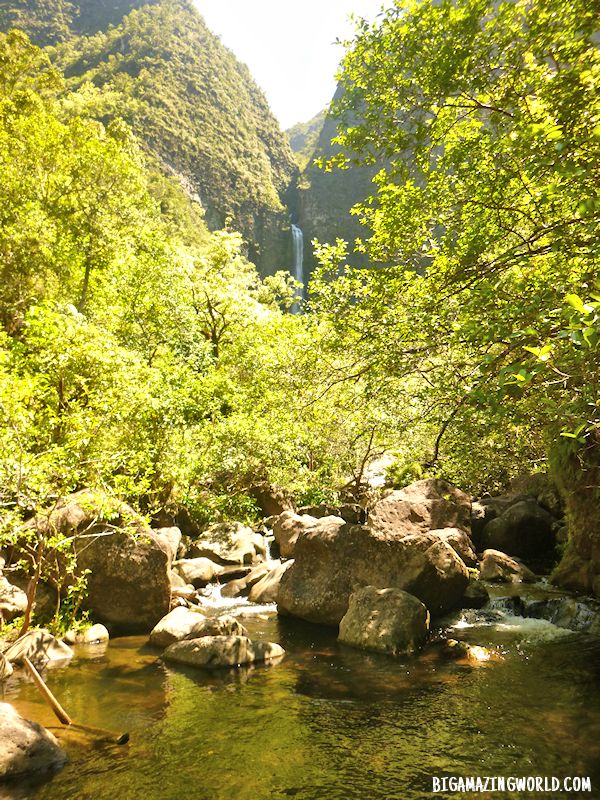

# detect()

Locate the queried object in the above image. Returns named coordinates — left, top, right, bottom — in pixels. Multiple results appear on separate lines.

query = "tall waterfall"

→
left=291, top=224, right=304, bottom=292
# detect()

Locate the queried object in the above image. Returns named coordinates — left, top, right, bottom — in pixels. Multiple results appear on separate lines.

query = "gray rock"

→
left=163, top=635, right=284, bottom=669
left=479, top=549, right=536, bottom=583
left=0, top=653, right=13, bottom=681
left=3, top=629, right=74, bottom=666
left=154, top=527, right=182, bottom=563
left=369, top=479, right=472, bottom=536
left=479, top=498, right=556, bottom=557
left=150, top=608, right=246, bottom=648
left=462, top=578, right=490, bottom=609
left=188, top=522, right=264, bottom=565
left=173, top=558, right=223, bottom=587
left=0, top=703, right=66, bottom=778
left=429, top=528, right=478, bottom=567
left=272, top=512, right=336, bottom=558
left=278, top=519, right=469, bottom=626
left=0, top=576, right=28, bottom=623
left=249, top=482, right=295, bottom=517
left=339, top=586, right=430, bottom=655
left=248, top=560, right=294, bottom=604
left=63, top=624, right=109, bottom=645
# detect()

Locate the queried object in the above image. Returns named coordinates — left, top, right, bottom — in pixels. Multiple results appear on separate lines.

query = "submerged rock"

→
left=339, top=586, right=430, bottom=655
left=149, top=609, right=245, bottom=648
left=3, top=629, right=74, bottom=666
left=0, top=703, right=66, bottom=779
left=479, top=549, right=536, bottom=583
left=162, top=635, right=284, bottom=669
left=278, top=519, right=469, bottom=626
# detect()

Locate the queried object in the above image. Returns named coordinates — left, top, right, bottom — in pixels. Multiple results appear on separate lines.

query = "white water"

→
left=196, top=582, right=276, bottom=617
left=291, top=224, right=304, bottom=291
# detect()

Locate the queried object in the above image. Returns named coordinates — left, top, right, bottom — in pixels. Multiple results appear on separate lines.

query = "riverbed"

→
left=2, top=592, right=600, bottom=800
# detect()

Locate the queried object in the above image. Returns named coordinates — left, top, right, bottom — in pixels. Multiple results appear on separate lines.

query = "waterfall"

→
left=291, top=224, right=304, bottom=292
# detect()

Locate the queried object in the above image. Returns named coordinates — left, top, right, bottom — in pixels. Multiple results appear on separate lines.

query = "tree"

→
left=313, top=0, right=600, bottom=592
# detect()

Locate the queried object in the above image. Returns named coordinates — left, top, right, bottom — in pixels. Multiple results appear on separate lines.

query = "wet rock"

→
left=278, top=520, right=469, bottom=626
left=0, top=703, right=66, bottom=779
left=3, top=629, right=74, bottom=666
left=462, top=578, right=490, bottom=609
left=369, top=479, right=472, bottom=536
left=220, top=562, right=275, bottom=599
left=479, top=498, right=556, bottom=557
left=163, top=635, right=284, bottom=669
left=149, top=608, right=245, bottom=648
left=441, top=639, right=494, bottom=663
left=248, top=560, right=294, bottom=604
left=0, top=576, right=28, bottom=623
left=0, top=653, right=13, bottom=681
left=429, top=528, right=478, bottom=567
left=173, top=557, right=223, bottom=588
left=479, top=549, right=536, bottom=583
left=338, top=586, right=430, bottom=655
left=521, top=596, right=600, bottom=635
left=188, top=522, right=266, bottom=566
left=154, top=527, right=182, bottom=563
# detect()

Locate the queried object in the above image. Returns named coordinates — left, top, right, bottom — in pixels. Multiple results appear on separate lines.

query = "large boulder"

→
left=249, top=482, right=295, bottom=517
left=149, top=609, right=245, bottom=648
left=173, top=558, right=223, bottom=588
left=278, top=519, right=469, bottom=626
left=478, top=498, right=556, bottom=557
left=248, top=560, right=294, bottom=604
left=27, top=490, right=171, bottom=632
left=0, top=576, right=28, bottom=623
left=2, top=629, right=74, bottom=666
left=369, top=479, right=472, bottom=536
left=338, top=586, right=430, bottom=655
left=0, top=703, right=66, bottom=779
left=188, top=522, right=266, bottom=566
left=479, top=549, right=536, bottom=583
left=429, top=528, right=478, bottom=567
left=153, top=527, right=182, bottom=562
left=162, top=635, right=285, bottom=669
left=271, top=512, right=342, bottom=558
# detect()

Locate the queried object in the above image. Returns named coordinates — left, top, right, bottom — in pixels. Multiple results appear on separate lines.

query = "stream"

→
left=2, top=586, right=600, bottom=800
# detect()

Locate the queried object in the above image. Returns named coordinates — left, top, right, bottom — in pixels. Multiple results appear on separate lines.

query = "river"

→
left=2, top=588, right=600, bottom=800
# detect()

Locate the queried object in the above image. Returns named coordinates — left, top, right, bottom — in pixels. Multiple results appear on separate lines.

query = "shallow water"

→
left=2, top=598, right=600, bottom=800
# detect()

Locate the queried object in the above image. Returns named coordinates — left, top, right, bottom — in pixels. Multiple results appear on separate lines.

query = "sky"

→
left=193, top=0, right=388, bottom=130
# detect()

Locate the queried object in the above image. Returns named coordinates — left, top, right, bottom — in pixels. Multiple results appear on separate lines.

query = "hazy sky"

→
left=193, top=0, right=388, bottom=130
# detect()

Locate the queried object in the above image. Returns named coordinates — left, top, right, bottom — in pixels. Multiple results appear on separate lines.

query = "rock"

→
left=479, top=549, right=536, bottom=583
left=3, top=629, right=74, bottom=666
left=63, top=624, right=109, bottom=646
left=162, top=635, right=284, bottom=669
left=338, top=586, right=430, bottom=655
left=171, top=586, right=197, bottom=601
left=188, top=522, right=265, bottom=566
left=368, top=478, right=472, bottom=536
left=479, top=498, right=556, bottom=557
left=298, top=504, right=340, bottom=519
left=249, top=482, right=295, bottom=517
left=248, top=560, right=294, bottom=604
left=429, top=528, right=478, bottom=567
left=149, top=608, right=245, bottom=648
left=462, top=578, right=490, bottom=609
left=154, top=527, right=182, bottom=563
left=511, top=473, right=563, bottom=518
left=75, top=529, right=171, bottom=632
left=441, top=639, right=494, bottom=663
left=221, top=561, right=279, bottom=599
left=278, top=519, right=469, bottom=626
left=169, top=569, right=187, bottom=588
left=0, top=703, right=67, bottom=778
left=271, top=512, right=337, bottom=559
left=520, top=596, right=600, bottom=635
left=173, top=558, right=223, bottom=588
left=27, top=490, right=172, bottom=632
left=0, top=576, right=28, bottom=623
left=0, top=653, right=13, bottom=681
left=4, top=576, right=57, bottom=624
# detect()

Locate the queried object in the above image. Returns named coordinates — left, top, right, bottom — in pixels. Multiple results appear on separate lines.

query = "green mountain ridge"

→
left=0, top=0, right=298, bottom=274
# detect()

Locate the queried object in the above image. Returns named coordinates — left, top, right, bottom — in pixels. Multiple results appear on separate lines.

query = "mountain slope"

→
left=0, top=0, right=297, bottom=274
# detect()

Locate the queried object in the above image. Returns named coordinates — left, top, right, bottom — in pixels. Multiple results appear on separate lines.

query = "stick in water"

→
left=23, top=657, right=72, bottom=725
